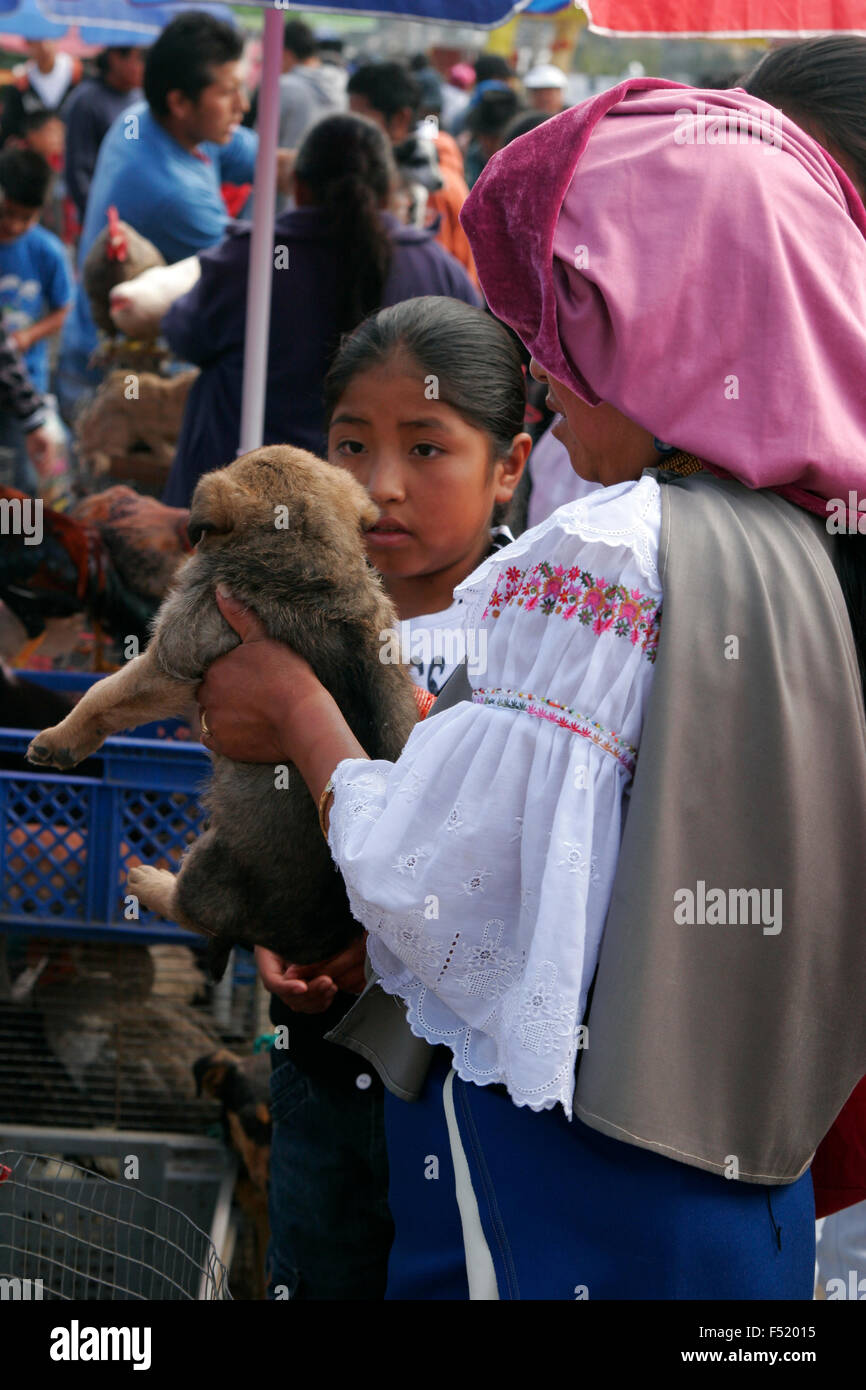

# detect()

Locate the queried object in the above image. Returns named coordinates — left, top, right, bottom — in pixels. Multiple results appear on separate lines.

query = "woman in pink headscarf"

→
left=195, top=78, right=866, bottom=1300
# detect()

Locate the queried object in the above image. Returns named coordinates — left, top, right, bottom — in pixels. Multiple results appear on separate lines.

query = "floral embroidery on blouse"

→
left=397, top=769, right=427, bottom=802
left=391, top=911, right=443, bottom=975
left=456, top=919, right=522, bottom=1001
left=516, top=962, right=573, bottom=1057
left=472, top=688, right=639, bottom=776
left=461, top=867, right=492, bottom=895
left=394, top=847, right=429, bottom=877
left=557, top=840, right=602, bottom=882
left=340, top=769, right=389, bottom=822
left=481, top=560, right=661, bottom=661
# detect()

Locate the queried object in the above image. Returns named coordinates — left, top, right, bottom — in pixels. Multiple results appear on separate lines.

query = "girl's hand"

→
left=196, top=587, right=324, bottom=763
left=255, top=946, right=338, bottom=1013
left=199, top=586, right=370, bottom=804
left=310, top=936, right=369, bottom=995
left=255, top=937, right=368, bottom=1012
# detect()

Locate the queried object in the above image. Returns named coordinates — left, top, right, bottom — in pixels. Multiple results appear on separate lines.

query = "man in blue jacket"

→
left=57, top=13, right=291, bottom=424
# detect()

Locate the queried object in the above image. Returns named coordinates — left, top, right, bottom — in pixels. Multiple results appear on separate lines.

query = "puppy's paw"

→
left=127, top=864, right=177, bottom=918
left=26, top=730, right=79, bottom=769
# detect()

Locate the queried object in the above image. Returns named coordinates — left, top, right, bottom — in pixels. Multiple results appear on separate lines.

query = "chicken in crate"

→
left=77, top=205, right=203, bottom=495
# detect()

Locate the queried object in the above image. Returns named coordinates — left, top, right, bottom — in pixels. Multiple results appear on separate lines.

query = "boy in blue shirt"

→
left=56, top=12, right=293, bottom=424
left=0, top=147, right=71, bottom=492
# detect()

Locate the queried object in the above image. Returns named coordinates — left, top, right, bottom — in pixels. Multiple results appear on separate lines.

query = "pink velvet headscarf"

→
left=460, top=77, right=866, bottom=518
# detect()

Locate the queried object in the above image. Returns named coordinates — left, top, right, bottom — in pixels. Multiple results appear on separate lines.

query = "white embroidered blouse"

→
left=327, top=471, right=664, bottom=1115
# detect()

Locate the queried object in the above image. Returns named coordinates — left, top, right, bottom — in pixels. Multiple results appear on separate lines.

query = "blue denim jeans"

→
left=265, top=1052, right=394, bottom=1300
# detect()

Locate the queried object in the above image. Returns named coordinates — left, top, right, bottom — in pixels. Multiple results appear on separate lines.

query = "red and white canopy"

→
left=579, top=0, right=866, bottom=39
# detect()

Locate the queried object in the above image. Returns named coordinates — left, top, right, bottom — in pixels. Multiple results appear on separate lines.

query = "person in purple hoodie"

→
left=161, top=112, right=481, bottom=508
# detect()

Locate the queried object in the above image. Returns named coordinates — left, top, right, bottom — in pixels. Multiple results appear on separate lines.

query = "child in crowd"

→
left=19, top=111, right=70, bottom=244
left=244, top=298, right=531, bottom=1299
left=0, top=148, right=72, bottom=494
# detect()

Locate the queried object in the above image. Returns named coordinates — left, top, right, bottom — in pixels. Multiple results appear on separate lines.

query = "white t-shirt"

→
left=26, top=53, right=74, bottom=110
left=397, top=599, right=475, bottom=696
left=399, top=527, right=513, bottom=696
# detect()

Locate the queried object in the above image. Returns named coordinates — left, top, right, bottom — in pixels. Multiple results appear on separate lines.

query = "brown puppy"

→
left=26, top=446, right=418, bottom=977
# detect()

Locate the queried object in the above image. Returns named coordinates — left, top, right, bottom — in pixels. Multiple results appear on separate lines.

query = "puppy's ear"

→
left=325, top=464, right=379, bottom=534
left=188, top=474, right=245, bottom=546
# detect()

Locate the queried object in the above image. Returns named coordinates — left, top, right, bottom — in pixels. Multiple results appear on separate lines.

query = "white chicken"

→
left=109, top=255, right=202, bottom=340
left=83, top=206, right=166, bottom=335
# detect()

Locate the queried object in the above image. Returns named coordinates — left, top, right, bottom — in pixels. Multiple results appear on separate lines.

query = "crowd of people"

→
left=0, top=16, right=570, bottom=502
left=0, top=38, right=145, bottom=489
left=3, top=13, right=866, bottom=1303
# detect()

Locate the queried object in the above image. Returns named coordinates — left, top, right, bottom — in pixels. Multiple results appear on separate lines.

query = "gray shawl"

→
left=328, top=472, right=866, bottom=1183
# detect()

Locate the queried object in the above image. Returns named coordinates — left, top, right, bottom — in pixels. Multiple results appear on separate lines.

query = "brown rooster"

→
left=72, top=486, right=192, bottom=601
left=0, top=483, right=191, bottom=646
left=83, top=206, right=165, bottom=337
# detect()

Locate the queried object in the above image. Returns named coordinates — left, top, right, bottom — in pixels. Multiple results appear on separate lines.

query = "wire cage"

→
left=0, top=670, right=272, bottom=1296
left=0, top=934, right=264, bottom=1133
left=0, top=669, right=268, bottom=1135
left=0, top=1150, right=231, bottom=1300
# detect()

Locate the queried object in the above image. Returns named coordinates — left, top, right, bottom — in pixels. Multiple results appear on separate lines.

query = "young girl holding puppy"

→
left=243, top=297, right=530, bottom=1300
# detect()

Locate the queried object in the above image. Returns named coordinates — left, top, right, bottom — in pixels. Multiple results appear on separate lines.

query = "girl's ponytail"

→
left=295, top=114, right=395, bottom=340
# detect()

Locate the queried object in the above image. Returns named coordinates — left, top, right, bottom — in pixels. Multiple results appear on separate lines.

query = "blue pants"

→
left=385, top=1052, right=816, bottom=1300
left=265, top=1053, right=394, bottom=1300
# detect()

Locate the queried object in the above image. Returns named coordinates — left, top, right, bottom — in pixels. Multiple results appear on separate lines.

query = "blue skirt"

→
left=384, top=1052, right=815, bottom=1300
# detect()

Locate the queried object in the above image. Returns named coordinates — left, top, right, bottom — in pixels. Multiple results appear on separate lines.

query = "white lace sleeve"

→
left=328, top=473, right=663, bottom=1115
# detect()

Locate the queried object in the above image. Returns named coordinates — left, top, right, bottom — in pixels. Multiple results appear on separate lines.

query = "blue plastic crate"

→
left=0, top=670, right=211, bottom=945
